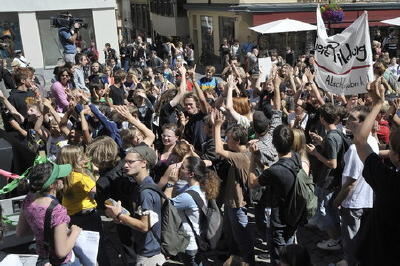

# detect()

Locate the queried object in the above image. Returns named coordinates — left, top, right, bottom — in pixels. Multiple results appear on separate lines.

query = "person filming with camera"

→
left=57, top=13, right=81, bottom=64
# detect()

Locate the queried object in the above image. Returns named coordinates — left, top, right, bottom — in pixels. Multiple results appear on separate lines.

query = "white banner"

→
left=314, top=7, right=374, bottom=95
left=258, top=57, right=273, bottom=82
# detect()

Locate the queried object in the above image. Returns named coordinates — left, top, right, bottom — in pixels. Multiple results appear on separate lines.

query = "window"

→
left=177, top=0, right=186, bottom=17
left=219, top=17, right=235, bottom=43
left=0, top=13, right=23, bottom=61
left=201, top=16, right=214, bottom=54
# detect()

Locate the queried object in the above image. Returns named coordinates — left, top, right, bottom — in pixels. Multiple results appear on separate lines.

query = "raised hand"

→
left=114, top=105, right=134, bottom=120
left=212, top=109, right=225, bottom=126
left=304, top=68, right=315, bottom=83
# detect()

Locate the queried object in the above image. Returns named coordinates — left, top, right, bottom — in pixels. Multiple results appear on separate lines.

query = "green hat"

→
left=41, top=163, right=72, bottom=191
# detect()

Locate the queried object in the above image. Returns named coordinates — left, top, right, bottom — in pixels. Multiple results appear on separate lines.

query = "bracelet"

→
left=116, top=211, right=123, bottom=220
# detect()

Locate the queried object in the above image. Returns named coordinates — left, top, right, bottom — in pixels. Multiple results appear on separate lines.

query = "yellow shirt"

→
left=62, top=171, right=97, bottom=216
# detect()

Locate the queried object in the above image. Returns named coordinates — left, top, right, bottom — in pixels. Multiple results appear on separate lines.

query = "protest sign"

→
left=258, top=57, right=272, bottom=82
left=314, top=8, right=373, bottom=95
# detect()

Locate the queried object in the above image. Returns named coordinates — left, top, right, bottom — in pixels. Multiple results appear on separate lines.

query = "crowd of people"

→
left=0, top=26, right=399, bottom=266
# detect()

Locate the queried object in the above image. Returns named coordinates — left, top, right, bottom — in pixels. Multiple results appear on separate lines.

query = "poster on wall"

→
left=314, top=7, right=374, bottom=95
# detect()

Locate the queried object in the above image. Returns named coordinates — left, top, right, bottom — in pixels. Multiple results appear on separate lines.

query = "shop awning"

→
left=381, top=17, right=400, bottom=26
left=249, top=18, right=316, bottom=34
left=253, top=9, right=400, bottom=29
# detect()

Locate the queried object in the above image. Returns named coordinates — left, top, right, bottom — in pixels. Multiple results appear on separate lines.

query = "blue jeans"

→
left=315, top=186, right=340, bottom=232
left=223, top=207, right=255, bottom=264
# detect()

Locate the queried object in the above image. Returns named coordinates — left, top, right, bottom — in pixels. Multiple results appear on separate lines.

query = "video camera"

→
left=50, top=13, right=88, bottom=30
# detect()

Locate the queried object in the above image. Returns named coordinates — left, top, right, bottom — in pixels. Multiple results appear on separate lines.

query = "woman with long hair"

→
left=292, top=128, right=310, bottom=175
left=164, top=156, right=220, bottom=266
left=57, top=145, right=109, bottom=265
left=16, top=162, right=81, bottom=266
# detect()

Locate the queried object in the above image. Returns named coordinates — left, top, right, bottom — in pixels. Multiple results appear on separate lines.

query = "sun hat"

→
left=41, top=163, right=72, bottom=191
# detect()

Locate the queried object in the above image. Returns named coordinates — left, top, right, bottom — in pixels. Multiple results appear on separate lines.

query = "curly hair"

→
left=27, top=162, right=54, bottom=193
left=184, top=157, right=220, bottom=200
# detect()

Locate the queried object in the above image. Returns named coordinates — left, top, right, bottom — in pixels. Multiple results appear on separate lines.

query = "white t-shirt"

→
left=341, top=135, right=379, bottom=209
left=288, top=112, right=308, bottom=130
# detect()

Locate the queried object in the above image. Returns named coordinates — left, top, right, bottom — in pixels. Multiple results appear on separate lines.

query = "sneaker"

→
left=257, top=253, right=270, bottom=260
left=317, top=239, right=342, bottom=251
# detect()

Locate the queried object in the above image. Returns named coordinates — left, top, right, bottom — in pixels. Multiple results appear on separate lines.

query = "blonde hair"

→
left=86, top=136, right=120, bottom=171
left=56, top=145, right=93, bottom=196
left=57, top=145, right=84, bottom=172
left=292, top=128, right=308, bottom=162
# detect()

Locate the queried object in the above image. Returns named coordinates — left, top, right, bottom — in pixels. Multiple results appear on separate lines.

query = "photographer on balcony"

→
left=58, top=13, right=81, bottom=64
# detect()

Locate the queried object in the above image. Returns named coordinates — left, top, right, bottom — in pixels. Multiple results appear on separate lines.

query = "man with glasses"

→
left=105, top=145, right=165, bottom=266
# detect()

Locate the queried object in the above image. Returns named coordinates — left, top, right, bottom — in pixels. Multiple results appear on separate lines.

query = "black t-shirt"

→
left=312, top=129, right=343, bottom=189
left=183, top=111, right=206, bottom=153
left=304, top=103, right=325, bottom=143
left=109, top=85, right=125, bottom=105
left=356, top=153, right=400, bottom=265
left=8, top=89, right=35, bottom=117
left=159, top=102, right=178, bottom=127
left=259, top=154, right=299, bottom=227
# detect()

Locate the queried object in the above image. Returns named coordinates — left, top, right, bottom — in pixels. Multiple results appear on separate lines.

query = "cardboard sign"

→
left=314, top=8, right=374, bottom=95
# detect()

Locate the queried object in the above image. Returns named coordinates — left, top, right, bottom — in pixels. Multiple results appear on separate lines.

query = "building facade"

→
left=149, top=0, right=190, bottom=40
left=185, top=1, right=400, bottom=60
left=0, top=0, right=119, bottom=69
left=130, top=0, right=152, bottom=39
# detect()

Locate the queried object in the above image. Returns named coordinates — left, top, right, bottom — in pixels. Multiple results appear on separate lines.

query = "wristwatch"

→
left=165, top=182, right=174, bottom=189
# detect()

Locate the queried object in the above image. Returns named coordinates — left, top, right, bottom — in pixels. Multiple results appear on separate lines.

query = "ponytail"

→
left=184, top=156, right=221, bottom=200
left=200, top=170, right=220, bottom=200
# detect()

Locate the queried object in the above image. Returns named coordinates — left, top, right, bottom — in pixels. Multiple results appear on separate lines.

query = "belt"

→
left=74, top=208, right=96, bottom=216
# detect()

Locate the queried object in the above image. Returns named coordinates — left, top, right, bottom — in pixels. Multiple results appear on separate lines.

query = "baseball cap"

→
left=126, top=145, right=157, bottom=168
left=41, top=163, right=72, bottom=191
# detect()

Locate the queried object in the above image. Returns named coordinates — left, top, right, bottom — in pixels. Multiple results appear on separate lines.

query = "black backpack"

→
left=184, top=190, right=223, bottom=252
left=140, top=184, right=190, bottom=256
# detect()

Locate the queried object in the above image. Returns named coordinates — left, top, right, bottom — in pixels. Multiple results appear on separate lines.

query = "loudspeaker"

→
left=0, top=138, right=13, bottom=191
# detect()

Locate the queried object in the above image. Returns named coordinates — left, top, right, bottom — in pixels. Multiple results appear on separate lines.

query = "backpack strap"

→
left=43, top=200, right=59, bottom=260
left=138, top=183, right=164, bottom=245
left=185, top=190, right=207, bottom=216
left=140, top=183, right=168, bottom=200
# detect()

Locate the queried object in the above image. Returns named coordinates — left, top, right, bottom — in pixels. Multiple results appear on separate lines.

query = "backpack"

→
left=278, top=155, right=318, bottom=227
left=140, top=184, right=190, bottom=257
left=184, top=190, right=223, bottom=252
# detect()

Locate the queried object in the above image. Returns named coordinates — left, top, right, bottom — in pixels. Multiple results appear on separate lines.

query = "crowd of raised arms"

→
left=0, top=29, right=399, bottom=266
